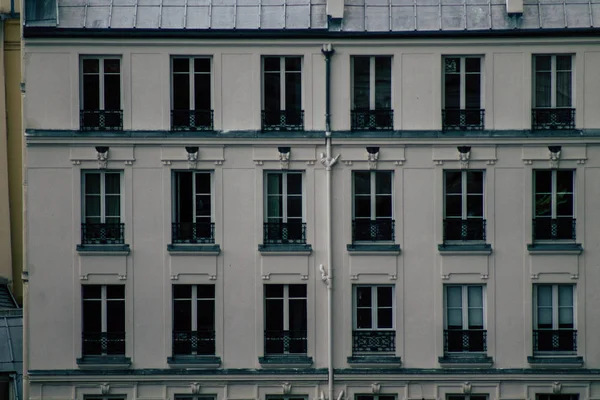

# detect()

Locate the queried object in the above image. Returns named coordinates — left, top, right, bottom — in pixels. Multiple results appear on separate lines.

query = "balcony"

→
left=81, top=223, right=125, bottom=245
left=261, top=110, right=304, bottom=131
left=533, top=329, right=577, bottom=353
left=80, top=109, right=123, bottom=131
left=264, top=330, right=307, bottom=355
left=82, top=331, right=125, bottom=355
left=172, top=222, right=215, bottom=244
left=263, top=222, right=307, bottom=245
left=352, top=330, right=395, bottom=354
left=352, top=219, right=395, bottom=242
left=172, top=330, right=216, bottom=355
left=532, top=218, right=576, bottom=241
left=171, top=109, right=214, bottom=131
left=444, top=329, right=487, bottom=354
left=532, top=108, right=575, bottom=130
left=442, top=109, right=485, bottom=131
left=351, top=109, right=393, bottom=131
left=443, top=219, right=486, bottom=242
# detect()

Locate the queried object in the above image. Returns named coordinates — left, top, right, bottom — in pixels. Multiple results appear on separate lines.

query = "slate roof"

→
left=0, top=304, right=22, bottom=400
left=24, top=0, right=600, bottom=32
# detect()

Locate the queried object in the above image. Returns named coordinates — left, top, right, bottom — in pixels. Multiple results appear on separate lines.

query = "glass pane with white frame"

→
left=172, top=285, right=215, bottom=355
left=444, top=285, right=486, bottom=353
left=444, top=170, right=485, bottom=241
left=82, top=285, right=125, bottom=356
left=534, top=284, right=576, bottom=353
left=534, top=55, right=572, bottom=108
left=352, top=171, right=393, bottom=242
left=533, top=170, right=574, bottom=241
left=173, top=171, right=213, bottom=242
left=443, top=56, right=483, bottom=129
left=265, top=171, right=304, bottom=243
left=354, top=286, right=394, bottom=330
left=264, top=284, right=307, bottom=355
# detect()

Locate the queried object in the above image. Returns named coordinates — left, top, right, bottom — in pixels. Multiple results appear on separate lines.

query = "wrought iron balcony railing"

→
left=172, top=222, right=215, bottom=244
left=443, top=219, right=486, bottom=242
left=261, top=110, right=304, bottom=131
left=532, top=108, right=575, bottom=130
left=442, top=109, right=485, bottom=131
left=80, top=109, right=123, bottom=131
left=173, top=330, right=216, bottom=355
left=352, top=219, right=395, bottom=242
left=171, top=109, right=214, bottom=131
left=263, top=222, right=307, bottom=245
left=264, top=330, right=308, bottom=355
left=351, top=109, right=394, bottom=131
left=352, top=330, right=395, bottom=354
left=533, top=329, right=577, bottom=353
left=532, top=218, right=576, bottom=241
left=82, top=331, right=126, bottom=356
left=81, top=223, right=125, bottom=245
left=444, top=329, right=487, bottom=353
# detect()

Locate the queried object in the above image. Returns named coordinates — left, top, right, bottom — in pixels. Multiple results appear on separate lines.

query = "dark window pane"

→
left=197, top=299, right=215, bottom=329
left=104, top=74, right=121, bottom=110
left=287, top=173, right=302, bottom=195
left=85, top=196, right=100, bottom=218
left=556, top=170, right=573, bottom=193
left=194, top=58, right=211, bottom=73
left=83, top=58, right=99, bottom=73
left=106, top=300, right=125, bottom=332
left=376, top=171, right=392, bottom=194
left=83, top=285, right=101, bottom=299
left=197, top=285, right=215, bottom=299
left=195, top=73, right=211, bottom=110
left=287, top=197, right=302, bottom=219
left=196, top=173, right=211, bottom=193
left=83, top=300, right=101, bottom=332
left=104, top=59, right=120, bottom=73
left=265, top=298, right=284, bottom=329
left=445, top=195, right=462, bottom=217
left=285, top=72, right=302, bottom=111
left=375, top=196, right=392, bottom=218
left=264, top=73, right=281, bottom=111
left=377, top=308, right=393, bottom=329
left=354, top=197, right=371, bottom=218
left=535, top=194, right=552, bottom=216
left=356, top=309, right=372, bottom=329
left=465, top=57, right=481, bottom=73
left=535, top=56, right=551, bottom=71
left=264, top=57, right=280, bottom=72
left=535, top=71, right=551, bottom=107
left=285, top=57, right=302, bottom=72
left=467, top=171, right=483, bottom=193
left=556, top=194, right=573, bottom=216
left=265, top=284, right=284, bottom=298
left=106, top=285, right=125, bottom=299
left=83, top=75, right=100, bottom=110
left=173, top=73, right=191, bottom=110
left=466, top=195, right=483, bottom=217
left=353, top=57, right=370, bottom=109
left=375, top=57, right=392, bottom=109
left=175, top=172, right=194, bottom=223
left=445, top=57, right=460, bottom=74
left=85, top=173, right=101, bottom=194
left=465, top=74, right=481, bottom=109
left=354, top=171, right=371, bottom=194
left=173, top=285, right=192, bottom=298
left=356, top=287, right=372, bottom=307
left=289, top=299, right=307, bottom=330
left=289, top=284, right=307, bottom=298
left=556, top=71, right=572, bottom=107
left=173, top=58, right=189, bottom=73
left=535, top=171, right=552, bottom=193
left=556, top=56, right=571, bottom=71
left=377, top=286, right=393, bottom=307
left=445, top=171, right=462, bottom=194
left=173, top=299, right=192, bottom=330
left=196, top=195, right=211, bottom=216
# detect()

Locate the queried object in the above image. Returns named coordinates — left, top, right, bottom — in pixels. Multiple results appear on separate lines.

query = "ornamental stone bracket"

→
left=96, top=147, right=109, bottom=169
left=282, top=382, right=292, bottom=395
left=161, top=146, right=225, bottom=167
left=552, top=382, right=562, bottom=394
left=191, top=382, right=201, bottom=395
left=522, top=145, right=586, bottom=167
left=433, top=145, right=496, bottom=167
left=100, top=383, right=110, bottom=395
left=461, top=382, right=472, bottom=395
left=371, top=383, right=381, bottom=394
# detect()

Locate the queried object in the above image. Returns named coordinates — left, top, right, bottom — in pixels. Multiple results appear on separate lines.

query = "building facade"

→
left=23, top=1, right=600, bottom=400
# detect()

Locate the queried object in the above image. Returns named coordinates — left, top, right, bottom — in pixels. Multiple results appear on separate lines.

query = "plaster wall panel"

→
left=529, top=254, right=579, bottom=277
left=41, top=385, right=74, bottom=398
left=131, top=53, right=165, bottom=130
left=311, top=53, right=326, bottom=131
left=584, top=167, right=600, bottom=365
left=27, top=146, right=72, bottom=169
left=401, top=53, right=437, bottom=130
left=225, top=146, right=258, bottom=170
left=330, top=52, right=351, bottom=131
left=584, top=52, right=600, bottom=128
left=25, top=52, right=73, bottom=130
left=79, top=254, right=128, bottom=278
left=261, top=255, right=309, bottom=278
left=349, top=255, right=397, bottom=278
left=170, top=256, right=218, bottom=279
left=221, top=54, right=257, bottom=131
left=441, top=255, right=490, bottom=277
left=492, top=53, right=525, bottom=130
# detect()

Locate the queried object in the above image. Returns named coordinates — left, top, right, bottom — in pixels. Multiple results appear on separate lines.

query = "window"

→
left=532, top=55, right=574, bottom=129
left=351, top=56, right=393, bottom=130
left=444, top=170, right=485, bottom=242
left=173, top=285, right=215, bottom=356
left=533, top=170, right=575, bottom=241
left=264, top=284, right=307, bottom=355
left=176, top=397, right=215, bottom=400
left=262, top=56, right=303, bottom=131
left=171, top=57, right=213, bottom=131
left=80, top=57, right=122, bottom=131
left=264, top=171, right=305, bottom=244
left=533, top=284, right=576, bottom=353
left=352, top=285, right=395, bottom=354
left=352, top=171, right=393, bottom=242
left=81, top=171, right=123, bottom=245
left=444, top=285, right=486, bottom=353
left=357, top=396, right=395, bottom=400
left=537, top=396, right=578, bottom=400
left=172, top=171, right=214, bottom=244
left=447, top=396, right=487, bottom=400
left=442, top=56, right=484, bottom=130
left=82, top=285, right=125, bottom=356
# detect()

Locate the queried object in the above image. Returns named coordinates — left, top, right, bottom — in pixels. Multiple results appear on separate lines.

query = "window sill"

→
left=76, top=244, right=130, bottom=256
left=527, top=243, right=583, bottom=255
left=438, top=243, right=492, bottom=255
left=167, top=355, right=222, bottom=368
left=259, top=355, right=313, bottom=368
left=76, top=356, right=131, bottom=369
left=527, top=356, right=583, bottom=368
left=167, top=244, right=221, bottom=255
left=258, top=244, right=312, bottom=255
left=347, top=355, right=402, bottom=367
left=346, top=244, right=401, bottom=255
left=438, top=355, right=493, bottom=368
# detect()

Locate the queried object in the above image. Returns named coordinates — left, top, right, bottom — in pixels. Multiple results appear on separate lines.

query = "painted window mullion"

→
left=280, top=58, right=286, bottom=111
left=462, top=286, right=468, bottom=329
left=191, top=285, right=198, bottom=331
left=283, top=285, right=290, bottom=331
left=551, top=170, right=557, bottom=218
left=101, top=285, right=107, bottom=333
left=369, top=57, right=376, bottom=110
left=460, top=58, right=466, bottom=110
left=190, top=58, right=195, bottom=111
left=372, top=286, right=378, bottom=329
left=461, top=171, right=467, bottom=218
left=551, top=56, right=557, bottom=108
left=370, top=172, right=376, bottom=219
left=99, top=58, right=105, bottom=110
left=282, top=173, right=288, bottom=223
left=100, top=172, right=106, bottom=223
left=552, top=285, right=558, bottom=330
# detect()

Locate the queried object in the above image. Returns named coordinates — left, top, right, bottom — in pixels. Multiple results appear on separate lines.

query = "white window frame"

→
left=82, top=171, right=123, bottom=223
left=80, top=56, right=122, bottom=111
left=442, top=56, right=484, bottom=110
left=173, top=285, right=215, bottom=334
left=82, top=285, right=125, bottom=355
left=264, top=284, right=307, bottom=331
left=443, top=170, right=485, bottom=219
left=351, top=56, right=393, bottom=110
left=533, top=170, right=575, bottom=219
left=444, top=285, right=486, bottom=330
left=533, top=284, right=576, bottom=331
left=170, top=56, right=212, bottom=111
left=261, top=56, right=303, bottom=111
left=533, top=54, right=574, bottom=109
left=352, top=170, right=394, bottom=220
left=353, top=285, right=395, bottom=331
left=264, top=171, right=305, bottom=223
left=172, top=170, right=215, bottom=223
left=447, top=396, right=488, bottom=400
left=174, top=396, right=215, bottom=400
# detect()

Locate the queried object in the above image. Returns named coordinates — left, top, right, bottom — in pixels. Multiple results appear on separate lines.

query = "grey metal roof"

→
left=23, top=0, right=600, bottom=31
left=0, top=311, right=23, bottom=400
left=0, top=284, right=18, bottom=309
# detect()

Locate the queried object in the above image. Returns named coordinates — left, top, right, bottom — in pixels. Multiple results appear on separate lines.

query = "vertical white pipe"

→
left=326, top=137, right=333, bottom=400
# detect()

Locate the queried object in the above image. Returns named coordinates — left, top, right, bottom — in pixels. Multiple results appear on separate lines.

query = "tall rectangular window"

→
left=352, top=285, right=395, bottom=354
left=264, top=171, right=305, bottom=244
left=533, top=284, right=576, bottom=353
left=533, top=170, right=575, bottom=241
left=172, top=171, right=214, bottom=244
left=532, top=55, right=574, bottom=129
left=80, top=57, right=122, bottom=131
left=171, top=57, right=213, bottom=131
left=264, top=284, right=307, bottom=355
left=442, top=56, right=483, bottom=130
left=81, top=171, right=123, bottom=245
left=262, top=56, right=303, bottom=131
left=352, top=171, right=393, bottom=242
left=444, top=285, right=486, bottom=353
left=82, top=285, right=125, bottom=356
left=172, top=285, right=216, bottom=355
left=351, top=56, right=393, bottom=130
left=444, top=170, right=485, bottom=242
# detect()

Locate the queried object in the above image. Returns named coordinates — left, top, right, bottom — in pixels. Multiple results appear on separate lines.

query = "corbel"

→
left=186, top=146, right=199, bottom=170
left=278, top=147, right=291, bottom=170
left=95, top=146, right=109, bottom=169
left=366, top=147, right=379, bottom=170
left=548, top=145, right=561, bottom=169
left=457, top=146, right=471, bottom=169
